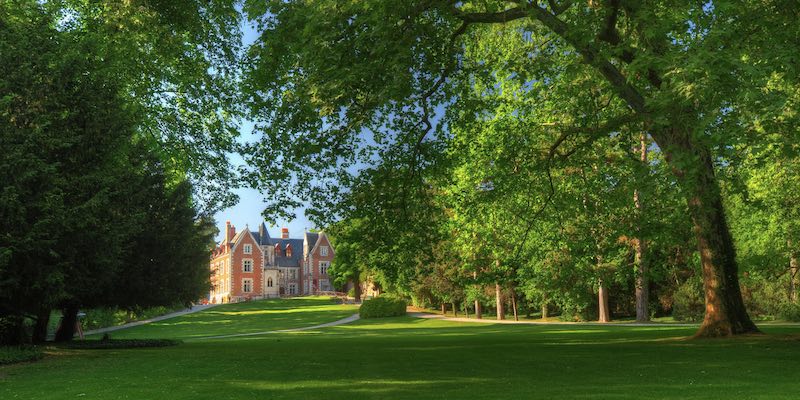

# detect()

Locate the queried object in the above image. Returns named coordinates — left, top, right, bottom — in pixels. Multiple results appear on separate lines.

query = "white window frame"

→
left=243, top=259, right=253, bottom=273
left=320, top=261, right=330, bottom=275
left=243, top=244, right=252, bottom=254
left=289, top=283, right=297, bottom=295
left=243, top=279, right=253, bottom=293
left=320, top=246, right=329, bottom=257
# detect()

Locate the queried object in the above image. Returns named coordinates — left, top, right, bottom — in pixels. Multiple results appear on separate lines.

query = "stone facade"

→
left=209, top=222, right=335, bottom=303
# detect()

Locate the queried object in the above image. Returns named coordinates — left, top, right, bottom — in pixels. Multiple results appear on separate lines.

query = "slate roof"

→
left=272, top=238, right=304, bottom=267
left=251, top=223, right=272, bottom=246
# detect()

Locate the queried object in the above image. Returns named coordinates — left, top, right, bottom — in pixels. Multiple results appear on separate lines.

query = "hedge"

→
left=0, top=346, right=43, bottom=365
left=359, top=296, right=407, bottom=319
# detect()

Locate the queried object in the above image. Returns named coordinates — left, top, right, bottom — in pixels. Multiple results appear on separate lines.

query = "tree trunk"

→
left=653, top=128, right=758, bottom=337
left=32, top=308, right=51, bottom=344
left=440, top=303, right=446, bottom=315
left=464, top=301, right=470, bottom=318
left=451, top=302, right=457, bottom=317
left=55, top=305, right=79, bottom=342
left=634, top=133, right=650, bottom=322
left=495, top=282, right=505, bottom=320
left=790, top=250, right=799, bottom=304
left=598, top=280, right=610, bottom=323
left=510, top=287, right=519, bottom=321
left=474, top=300, right=482, bottom=319
left=541, top=302, right=549, bottom=319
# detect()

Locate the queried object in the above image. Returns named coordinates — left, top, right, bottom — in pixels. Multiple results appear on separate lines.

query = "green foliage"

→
left=672, top=277, right=705, bottom=322
left=0, top=346, right=42, bottom=365
left=359, top=296, right=407, bottom=319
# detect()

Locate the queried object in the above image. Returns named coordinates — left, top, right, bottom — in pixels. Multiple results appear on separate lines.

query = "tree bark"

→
left=464, top=301, right=470, bottom=318
left=55, top=305, right=79, bottom=342
left=634, top=133, right=650, bottom=322
left=474, top=300, right=482, bottom=319
left=32, top=308, right=51, bottom=344
left=440, top=303, right=446, bottom=315
left=598, top=280, right=610, bottom=323
left=510, top=287, right=519, bottom=321
left=541, top=302, right=549, bottom=319
left=452, top=302, right=458, bottom=317
left=653, top=128, right=758, bottom=337
left=495, top=282, right=505, bottom=320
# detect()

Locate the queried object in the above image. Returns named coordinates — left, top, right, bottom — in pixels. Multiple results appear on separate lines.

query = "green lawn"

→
left=96, top=296, right=358, bottom=340
left=2, top=297, right=800, bottom=399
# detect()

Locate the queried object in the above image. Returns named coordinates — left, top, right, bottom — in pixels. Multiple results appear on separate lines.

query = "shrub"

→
left=673, top=277, right=705, bottom=322
left=359, top=296, right=407, bottom=319
left=0, top=346, right=43, bottom=365
left=778, top=302, right=800, bottom=322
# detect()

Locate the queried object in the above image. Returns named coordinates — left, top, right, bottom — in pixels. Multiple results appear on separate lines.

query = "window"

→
left=286, top=247, right=292, bottom=258
left=243, top=259, right=253, bottom=272
left=320, top=246, right=329, bottom=256
left=243, top=244, right=252, bottom=254
left=267, top=277, right=273, bottom=287
left=289, top=283, right=297, bottom=295
left=289, top=269, right=297, bottom=280
left=320, top=261, right=330, bottom=275
left=243, top=279, right=253, bottom=293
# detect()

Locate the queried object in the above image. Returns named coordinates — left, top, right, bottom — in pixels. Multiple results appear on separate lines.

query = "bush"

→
left=673, top=277, right=705, bottom=322
left=778, top=302, right=800, bottom=322
left=0, top=346, right=43, bottom=365
left=58, top=338, right=181, bottom=349
left=359, top=296, right=407, bottom=319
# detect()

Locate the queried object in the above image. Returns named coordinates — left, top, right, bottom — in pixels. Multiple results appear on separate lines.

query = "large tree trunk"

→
left=598, top=280, right=610, bottom=323
left=55, top=305, right=79, bottom=342
left=440, top=303, right=446, bottom=315
left=32, top=308, right=51, bottom=344
left=634, top=133, right=650, bottom=322
left=474, top=300, right=482, bottom=319
left=654, top=129, right=758, bottom=337
left=495, top=282, right=505, bottom=320
left=541, top=302, right=549, bottom=319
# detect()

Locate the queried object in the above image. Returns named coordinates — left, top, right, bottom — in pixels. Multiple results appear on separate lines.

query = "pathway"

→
left=83, top=304, right=219, bottom=336
left=409, top=312, right=698, bottom=327
left=194, top=313, right=361, bottom=340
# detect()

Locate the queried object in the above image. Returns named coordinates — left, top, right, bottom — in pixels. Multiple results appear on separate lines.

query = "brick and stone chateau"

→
left=208, top=222, right=335, bottom=303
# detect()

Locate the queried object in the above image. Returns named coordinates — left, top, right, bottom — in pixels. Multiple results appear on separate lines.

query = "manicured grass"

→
left=2, top=297, right=800, bottom=399
left=96, top=296, right=359, bottom=340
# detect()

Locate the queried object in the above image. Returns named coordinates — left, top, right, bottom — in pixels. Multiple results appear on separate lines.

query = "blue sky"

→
left=211, top=17, right=314, bottom=243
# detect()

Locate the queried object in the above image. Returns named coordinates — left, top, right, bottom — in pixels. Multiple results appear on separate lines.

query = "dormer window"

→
left=275, top=243, right=282, bottom=257
left=286, top=244, right=293, bottom=258
left=320, top=246, right=329, bottom=257
left=243, top=244, right=252, bottom=254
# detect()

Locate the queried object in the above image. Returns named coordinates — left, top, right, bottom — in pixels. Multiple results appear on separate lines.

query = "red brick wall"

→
left=311, top=234, right=334, bottom=287
left=230, top=232, right=263, bottom=298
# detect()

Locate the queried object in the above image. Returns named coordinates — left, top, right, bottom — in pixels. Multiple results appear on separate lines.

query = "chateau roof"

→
left=272, top=238, right=304, bottom=267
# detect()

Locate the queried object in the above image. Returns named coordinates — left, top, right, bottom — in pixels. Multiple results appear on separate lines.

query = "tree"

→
left=242, top=0, right=800, bottom=336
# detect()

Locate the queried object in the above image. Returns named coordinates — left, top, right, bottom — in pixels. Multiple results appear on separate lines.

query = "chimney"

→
left=281, top=227, right=289, bottom=239
left=225, top=221, right=236, bottom=244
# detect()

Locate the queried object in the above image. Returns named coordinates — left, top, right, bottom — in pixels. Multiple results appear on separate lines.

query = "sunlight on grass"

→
left=3, top=299, right=800, bottom=400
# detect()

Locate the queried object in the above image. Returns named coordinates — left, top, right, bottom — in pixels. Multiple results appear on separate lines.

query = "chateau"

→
left=208, top=222, right=335, bottom=303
